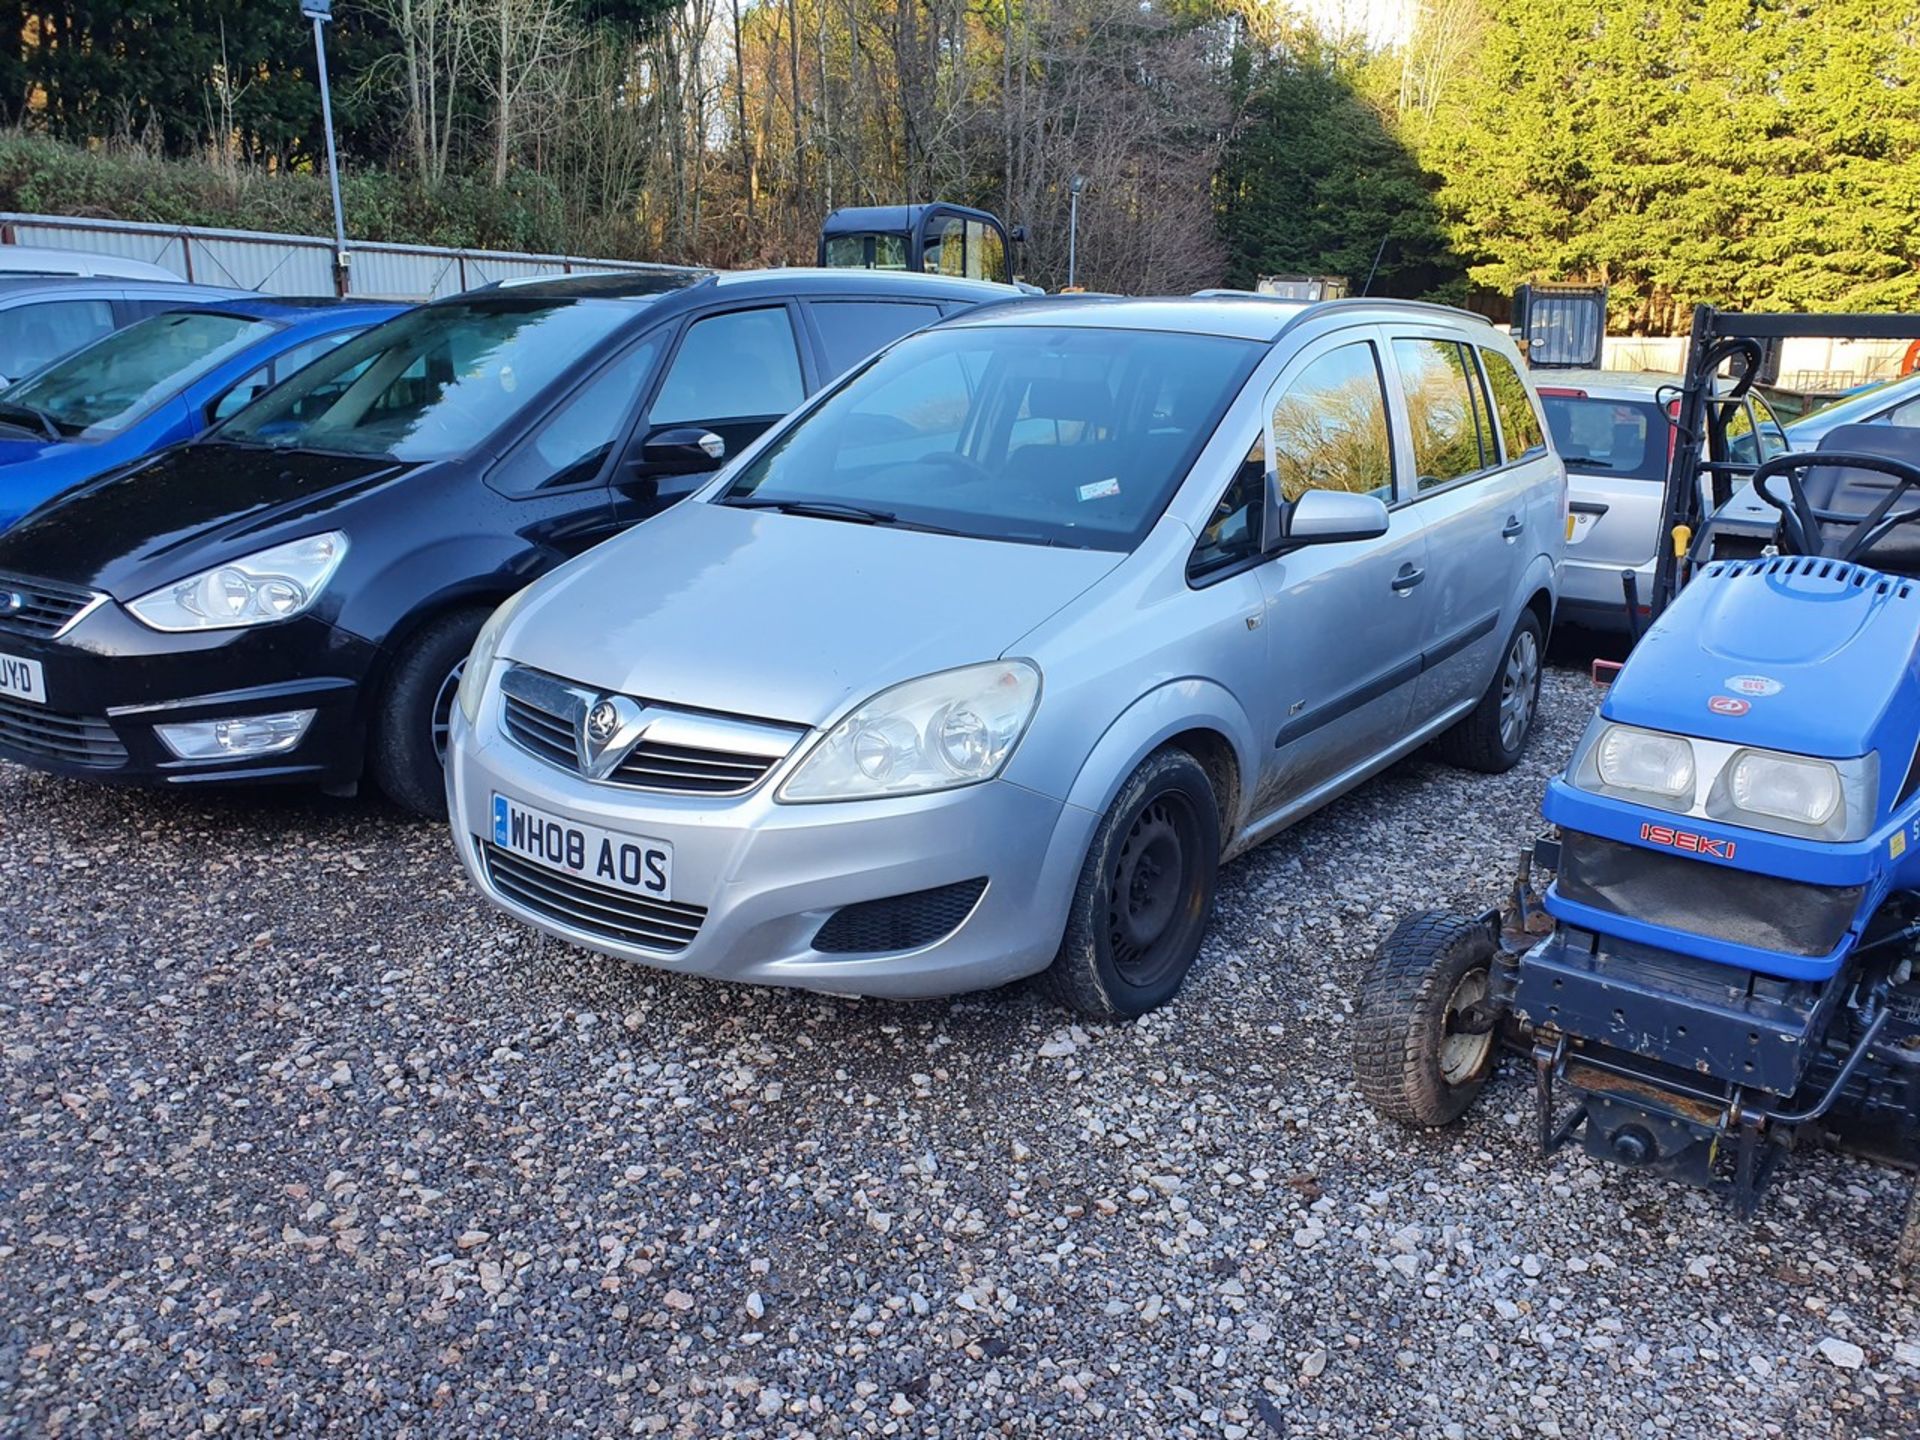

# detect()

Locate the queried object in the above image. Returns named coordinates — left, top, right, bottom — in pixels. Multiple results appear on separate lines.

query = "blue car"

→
left=0, top=296, right=405, bottom=530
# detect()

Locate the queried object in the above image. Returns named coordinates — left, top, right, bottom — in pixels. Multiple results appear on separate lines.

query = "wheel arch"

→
left=1056, top=679, right=1260, bottom=846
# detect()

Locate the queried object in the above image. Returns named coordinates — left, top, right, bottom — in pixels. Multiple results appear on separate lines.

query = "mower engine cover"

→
left=1540, top=554, right=1920, bottom=983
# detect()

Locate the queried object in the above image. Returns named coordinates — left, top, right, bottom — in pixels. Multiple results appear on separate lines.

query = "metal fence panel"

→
left=0, top=213, right=698, bottom=301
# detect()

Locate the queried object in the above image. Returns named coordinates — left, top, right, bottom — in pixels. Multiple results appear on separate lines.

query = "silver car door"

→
left=1385, top=333, right=1528, bottom=719
left=1256, top=329, right=1430, bottom=806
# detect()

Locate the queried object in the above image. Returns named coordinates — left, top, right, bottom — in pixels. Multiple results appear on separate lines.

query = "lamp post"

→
left=300, top=0, right=350, bottom=294
left=1067, top=174, right=1086, bottom=290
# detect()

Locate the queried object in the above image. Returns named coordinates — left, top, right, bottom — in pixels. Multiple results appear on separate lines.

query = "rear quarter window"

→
left=1479, top=347, right=1548, bottom=461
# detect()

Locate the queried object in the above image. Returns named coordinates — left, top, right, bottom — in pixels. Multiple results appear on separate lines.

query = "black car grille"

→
left=0, top=573, right=99, bottom=639
left=1555, top=830, right=1863, bottom=959
left=499, top=670, right=797, bottom=796
left=0, top=695, right=127, bottom=767
left=813, top=878, right=989, bottom=955
left=481, top=841, right=707, bottom=954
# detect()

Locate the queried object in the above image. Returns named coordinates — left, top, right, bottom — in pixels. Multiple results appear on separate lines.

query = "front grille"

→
left=0, top=694, right=126, bottom=767
left=480, top=841, right=707, bottom=954
left=813, top=878, right=989, bottom=954
left=499, top=666, right=801, bottom=796
left=0, top=573, right=100, bottom=639
left=1555, top=830, right=1862, bottom=959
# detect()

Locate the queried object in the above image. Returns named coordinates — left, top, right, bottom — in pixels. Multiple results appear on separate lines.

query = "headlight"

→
left=127, top=532, right=348, bottom=632
left=778, top=660, right=1041, bottom=802
left=1724, top=750, right=1842, bottom=828
left=1593, top=724, right=1696, bottom=803
left=456, top=589, right=529, bottom=726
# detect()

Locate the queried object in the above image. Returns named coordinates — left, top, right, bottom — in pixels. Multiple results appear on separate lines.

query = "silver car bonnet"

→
left=499, top=498, right=1127, bottom=726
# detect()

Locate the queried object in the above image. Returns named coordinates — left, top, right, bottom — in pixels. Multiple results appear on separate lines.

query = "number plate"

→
left=0, top=652, right=45, bottom=704
left=491, top=793, right=673, bottom=902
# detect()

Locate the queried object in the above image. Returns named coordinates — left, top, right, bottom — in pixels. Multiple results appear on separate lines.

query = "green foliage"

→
left=1416, top=0, right=1920, bottom=327
left=1216, top=30, right=1465, bottom=300
left=0, top=136, right=576, bottom=254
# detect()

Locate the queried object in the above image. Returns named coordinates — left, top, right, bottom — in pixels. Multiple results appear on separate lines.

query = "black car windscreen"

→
left=214, top=300, right=638, bottom=461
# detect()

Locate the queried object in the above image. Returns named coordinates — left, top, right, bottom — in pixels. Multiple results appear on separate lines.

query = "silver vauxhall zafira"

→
left=447, top=296, right=1566, bottom=1018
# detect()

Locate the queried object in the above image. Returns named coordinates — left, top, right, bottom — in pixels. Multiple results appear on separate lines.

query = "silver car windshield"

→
left=214, top=299, right=637, bottom=460
left=722, top=324, right=1260, bottom=549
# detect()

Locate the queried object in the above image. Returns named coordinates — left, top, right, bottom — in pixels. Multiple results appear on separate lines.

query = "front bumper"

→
left=0, top=600, right=378, bottom=788
left=446, top=700, right=1098, bottom=999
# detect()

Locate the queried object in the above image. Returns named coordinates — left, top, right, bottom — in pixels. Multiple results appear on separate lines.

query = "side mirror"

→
left=1268, top=486, right=1390, bottom=551
left=638, top=426, right=726, bottom=472
left=1008, top=225, right=1027, bottom=245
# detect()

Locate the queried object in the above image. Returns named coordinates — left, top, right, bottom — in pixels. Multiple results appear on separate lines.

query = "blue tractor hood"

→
left=1605, top=555, right=1920, bottom=760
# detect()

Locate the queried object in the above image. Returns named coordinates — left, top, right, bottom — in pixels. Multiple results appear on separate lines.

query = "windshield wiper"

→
left=0, top=398, right=61, bottom=440
left=727, top=497, right=898, bottom=525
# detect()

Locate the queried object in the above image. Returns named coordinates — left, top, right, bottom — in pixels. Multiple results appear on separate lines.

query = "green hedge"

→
left=0, top=136, right=577, bottom=254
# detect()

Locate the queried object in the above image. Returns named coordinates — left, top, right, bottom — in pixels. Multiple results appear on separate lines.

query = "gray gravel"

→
left=4, top=662, right=1918, bottom=1438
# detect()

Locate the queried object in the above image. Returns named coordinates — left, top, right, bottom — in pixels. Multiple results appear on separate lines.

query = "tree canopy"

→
left=3, top=0, right=1917, bottom=320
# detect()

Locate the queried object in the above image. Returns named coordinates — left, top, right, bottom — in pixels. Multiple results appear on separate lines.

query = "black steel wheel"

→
left=1047, top=748, right=1221, bottom=1020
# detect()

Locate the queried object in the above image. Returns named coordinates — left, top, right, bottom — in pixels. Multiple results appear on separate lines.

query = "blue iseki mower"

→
left=1354, top=307, right=1920, bottom=1254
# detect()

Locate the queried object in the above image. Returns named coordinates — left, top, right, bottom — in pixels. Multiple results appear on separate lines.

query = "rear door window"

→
left=1391, top=338, right=1488, bottom=490
left=649, top=306, right=805, bottom=426
left=1539, top=393, right=1668, bottom=480
left=809, top=300, right=943, bottom=377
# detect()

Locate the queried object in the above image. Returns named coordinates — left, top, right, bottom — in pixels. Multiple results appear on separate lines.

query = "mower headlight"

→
left=1724, top=750, right=1842, bottom=828
left=1593, top=724, right=1696, bottom=804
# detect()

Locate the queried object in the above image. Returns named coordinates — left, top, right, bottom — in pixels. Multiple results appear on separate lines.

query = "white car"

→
left=1536, top=369, right=1789, bottom=631
left=0, top=245, right=180, bottom=281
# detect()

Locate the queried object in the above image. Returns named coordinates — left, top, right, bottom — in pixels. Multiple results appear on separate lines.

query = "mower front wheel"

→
left=1353, top=911, right=1501, bottom=1127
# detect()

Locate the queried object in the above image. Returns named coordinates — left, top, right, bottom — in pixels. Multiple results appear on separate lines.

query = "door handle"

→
left=1502, top=515, right=1525, bottom=539
left=1390, top=564, right=1425, bottom=593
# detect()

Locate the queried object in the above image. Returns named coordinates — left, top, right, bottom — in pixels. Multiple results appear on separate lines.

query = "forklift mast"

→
left=1651, top=306, right=1920, bottom=619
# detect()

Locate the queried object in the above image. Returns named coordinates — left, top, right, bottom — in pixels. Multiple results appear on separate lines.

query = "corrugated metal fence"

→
left=0, top=212, right=699, bottom=300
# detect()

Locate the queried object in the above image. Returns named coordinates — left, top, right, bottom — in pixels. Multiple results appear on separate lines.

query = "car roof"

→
left=0, top=275, right=251, bottom=303
left=187, top=295, right=406, bottom=324
left=0, top=245, right=179, bottom=280
left=452, top=267, right=1020, bottom=306
left=938, top=294, right=1491, bottom=343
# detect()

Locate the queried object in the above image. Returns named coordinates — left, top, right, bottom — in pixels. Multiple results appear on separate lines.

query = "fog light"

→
left=155, top=709, right=315, bottom=760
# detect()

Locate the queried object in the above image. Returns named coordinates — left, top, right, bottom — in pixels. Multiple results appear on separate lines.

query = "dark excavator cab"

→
left=819, top=203, right=1022, bottom=286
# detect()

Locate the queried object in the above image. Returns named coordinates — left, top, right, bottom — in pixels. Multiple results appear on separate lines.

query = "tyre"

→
left=1435, top=608, right=1544, bottom=774
left=1352, top=910, right=1500, bottom=1127
left=1045, top=748, right=1221, bottom=1020
left=369, top=606, right=489, bottom=818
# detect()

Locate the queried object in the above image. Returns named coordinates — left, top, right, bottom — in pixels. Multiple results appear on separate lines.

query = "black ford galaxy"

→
left=0, top=268, right=1016, bottom=814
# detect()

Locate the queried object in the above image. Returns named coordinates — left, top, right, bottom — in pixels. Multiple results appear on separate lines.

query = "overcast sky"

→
left=1300, top=0, right=1415, bottom=47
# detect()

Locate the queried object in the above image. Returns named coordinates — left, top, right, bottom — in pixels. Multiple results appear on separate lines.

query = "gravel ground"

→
left=4, top=660, right=1918, bottom=1439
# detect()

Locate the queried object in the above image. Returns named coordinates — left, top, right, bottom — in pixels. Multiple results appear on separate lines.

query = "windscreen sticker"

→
left=1725, top=674, right=1782, bottom=697
left=1708, top=695, right=1751, bottom=717
left=1078, top=478, right=1122, bottom=502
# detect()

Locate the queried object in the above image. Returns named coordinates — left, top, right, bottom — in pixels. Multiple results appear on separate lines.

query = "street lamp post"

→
left=300, top=0, right=350, bottom=295
left=1067, top=175, right=1086, bottom=290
